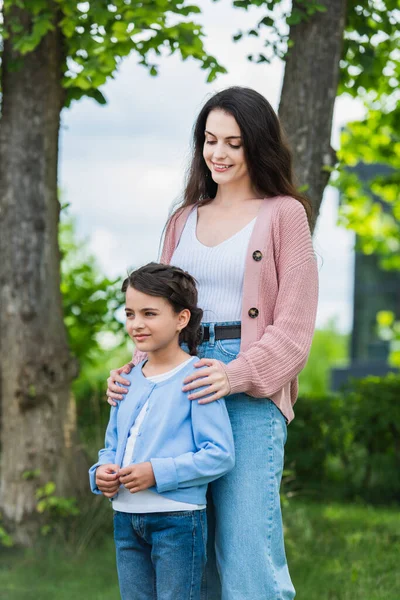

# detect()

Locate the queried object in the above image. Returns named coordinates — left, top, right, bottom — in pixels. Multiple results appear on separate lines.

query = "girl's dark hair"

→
left=179, top=86, right=312, bottom=227
left=121, top=262, right=203, bottom=356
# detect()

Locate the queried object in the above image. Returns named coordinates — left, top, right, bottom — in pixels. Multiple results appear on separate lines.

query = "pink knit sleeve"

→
left=224, top=258, right=318, bottom=398
left=132, top=348, right=147, bottom=366
left=224, top=202, right=319, bottom=398
left=160, top=210, right=179, bottom=264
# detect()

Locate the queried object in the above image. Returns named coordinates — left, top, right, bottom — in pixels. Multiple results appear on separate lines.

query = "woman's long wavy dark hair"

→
left=122, top=262, right=203, bottom=355
left=178, top=86, right=312, bottom=227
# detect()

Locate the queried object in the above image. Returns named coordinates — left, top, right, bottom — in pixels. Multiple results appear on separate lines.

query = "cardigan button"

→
left=248, top=307, right=259, bottom=319
left=252, top=250, right=263, bottom=262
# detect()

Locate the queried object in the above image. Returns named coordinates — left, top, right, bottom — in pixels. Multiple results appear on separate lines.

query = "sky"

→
left=59, top=0, right=365, bottom=333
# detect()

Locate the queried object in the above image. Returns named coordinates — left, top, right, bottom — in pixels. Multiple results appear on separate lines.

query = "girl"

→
left=90, top=262, right=235, bottom=600
left=106, top=86, right=319, bottom=599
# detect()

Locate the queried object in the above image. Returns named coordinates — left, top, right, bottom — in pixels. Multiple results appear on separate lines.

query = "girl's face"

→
left=203, top=109, right=250, bottom=188
left=125, top=286, right=190, bottom=355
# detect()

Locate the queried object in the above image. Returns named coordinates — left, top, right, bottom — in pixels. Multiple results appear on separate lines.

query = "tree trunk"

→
left=278, top=0, right=348, bottom=231
left=0, top=4, right=87, bottom=546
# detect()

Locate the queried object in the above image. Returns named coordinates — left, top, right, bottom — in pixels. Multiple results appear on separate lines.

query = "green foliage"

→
left=335, top=111, right=400, bottom=270
left=287, top=373, right=400, bottom=504
left=230, top=1, right=400, bottom=262
left=36, top=482, right=80, bottom=524
left=230, top=0, right=400, bottom=98
left=0, top=513, right=13, bottom=548
left=377, top=310, right=400, bottom=367
left=230, top=0, right=327, bottom=63
left=0, top=526, right=13, bottom=548
left=339, top=0, right=400, bottom=100
left=74, top=343, right=133, bottom=454
left=22, top=469, right=41, bottom=480
left=299, top=320, right=349, bottom=397
left=1, top=0, right=226, bottom=106
left=32, top=479, right=81, bottom=538
left=327, top=0, right=400, bottom=266
left=58, top=208, right=132, bottom=447
left=59, top=210, right=125, bottom=369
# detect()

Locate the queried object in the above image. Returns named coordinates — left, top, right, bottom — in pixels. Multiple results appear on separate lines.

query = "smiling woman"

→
left=106, top=86, right=318, bottom=600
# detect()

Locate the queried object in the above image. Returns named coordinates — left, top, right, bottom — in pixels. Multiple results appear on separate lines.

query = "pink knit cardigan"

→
left=133, top=195, right=319, bottom=423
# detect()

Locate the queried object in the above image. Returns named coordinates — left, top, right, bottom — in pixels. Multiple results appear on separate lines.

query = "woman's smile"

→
left=211, top=162, right=233, bottom=172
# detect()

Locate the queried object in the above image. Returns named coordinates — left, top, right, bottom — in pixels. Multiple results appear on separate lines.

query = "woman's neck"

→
left=213, top=181, right=260, bottom=208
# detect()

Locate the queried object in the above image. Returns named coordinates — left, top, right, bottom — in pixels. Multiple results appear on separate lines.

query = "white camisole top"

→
left=171, top=208, right=256, bottom=322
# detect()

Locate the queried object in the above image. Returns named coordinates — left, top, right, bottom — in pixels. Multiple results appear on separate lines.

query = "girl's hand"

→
left=182, top=359, right=231, bottom=404
left=96, top=464, right=120, bottom=498
left=119, top=462, right=156, bottom=493
left=106, top=363, right=134, bottom=406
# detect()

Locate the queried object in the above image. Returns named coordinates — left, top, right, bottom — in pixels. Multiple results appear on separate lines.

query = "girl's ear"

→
left=177, top=308, right=191, bottom=332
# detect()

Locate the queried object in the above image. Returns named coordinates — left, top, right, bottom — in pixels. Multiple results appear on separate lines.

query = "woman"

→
left=106, top=86, right=319, bottom=599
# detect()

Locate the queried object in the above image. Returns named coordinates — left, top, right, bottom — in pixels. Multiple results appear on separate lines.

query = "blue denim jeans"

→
left=197, top=321, right=295, bottom=600
left=114, top=509, right=207, bottom=600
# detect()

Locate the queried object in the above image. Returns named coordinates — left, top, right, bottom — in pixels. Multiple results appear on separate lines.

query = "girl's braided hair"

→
left=121, top=262, right=203, bottom=355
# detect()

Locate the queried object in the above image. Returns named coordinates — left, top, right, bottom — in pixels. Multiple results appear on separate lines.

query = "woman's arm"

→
left=106, top=349, right=147, bottom=405
left=183, top=201, right=319, bottom=401
left=223, top=256, right=318, bottom=398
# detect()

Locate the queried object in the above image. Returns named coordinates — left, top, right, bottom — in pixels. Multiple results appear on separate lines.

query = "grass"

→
left=285, top=501, right=400, bottom=600
left=1, top=499, right=399, bottom=599
left=0, top=538, right=119, bottom=600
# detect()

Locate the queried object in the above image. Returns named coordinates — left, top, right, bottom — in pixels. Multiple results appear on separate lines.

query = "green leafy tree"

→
left=59, top=211, right=129, bottom=455
left=231, top=0, right=400, bottom=362
left=60, top=211, right=124, bottom=365
left=2, top=0, right=225, bottom=105
left=0, top=0, right=224, bottom=545
left=377, top=311, right=400, bottom=368
left=335, top=0, right=400, bottom=267
left=229, top=0, right=400, bottom=232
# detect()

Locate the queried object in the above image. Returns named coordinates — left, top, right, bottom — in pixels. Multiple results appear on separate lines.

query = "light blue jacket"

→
left=89, top=358, right=235, bottom=505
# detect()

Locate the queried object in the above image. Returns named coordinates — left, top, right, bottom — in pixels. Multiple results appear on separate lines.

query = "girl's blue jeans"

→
left=114, top=509, right=207, bottom=599
left=198, top=322, right=295, bottom=600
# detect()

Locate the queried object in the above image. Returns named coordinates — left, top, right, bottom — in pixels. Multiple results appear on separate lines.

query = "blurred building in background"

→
left=331, top=163, right=400, bottom=390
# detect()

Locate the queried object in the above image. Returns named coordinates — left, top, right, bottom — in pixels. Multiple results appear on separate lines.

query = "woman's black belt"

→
left=201, top=324, right=241, bottom=342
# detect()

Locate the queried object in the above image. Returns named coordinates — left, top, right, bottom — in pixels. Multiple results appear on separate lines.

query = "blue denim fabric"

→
left=114, top=509, right=207, bottom=600
left=196, top=321, right=295, bottom=600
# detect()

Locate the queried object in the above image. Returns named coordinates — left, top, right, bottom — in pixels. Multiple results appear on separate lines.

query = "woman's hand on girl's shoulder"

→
left=106, top=363, right=134, bottom=406
left=182, top=358, right=231, bottom=404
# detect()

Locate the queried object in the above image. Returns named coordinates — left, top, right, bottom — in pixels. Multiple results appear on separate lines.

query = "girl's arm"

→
left=150, top=391, right=235, bottom=493
left=89, top=404, right=119, bottom=493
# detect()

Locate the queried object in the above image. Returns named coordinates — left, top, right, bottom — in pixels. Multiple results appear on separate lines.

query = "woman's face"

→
left=203, top=109, right=250, bottom=188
